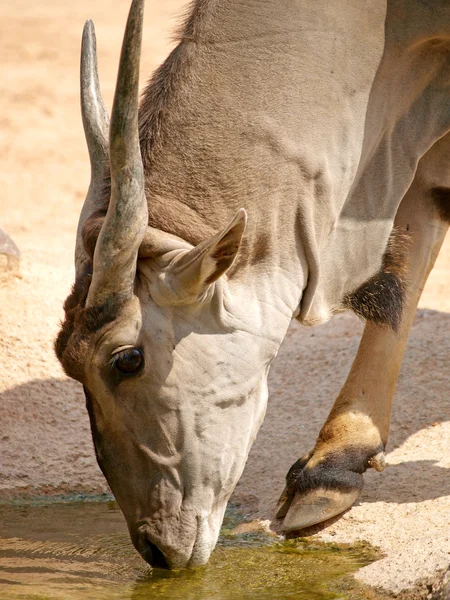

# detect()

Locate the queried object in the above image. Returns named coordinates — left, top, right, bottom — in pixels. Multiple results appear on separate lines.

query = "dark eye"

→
left=113, top=348, right=144, bottom=375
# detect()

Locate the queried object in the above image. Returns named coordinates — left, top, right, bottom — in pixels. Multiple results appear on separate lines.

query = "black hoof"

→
left=276, top=446, right=385, bottom=530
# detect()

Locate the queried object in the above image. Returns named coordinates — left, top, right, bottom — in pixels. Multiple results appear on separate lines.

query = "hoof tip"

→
left=281, top=488, right=361, bottom=532
left=275, top=486, right=293, bottom=519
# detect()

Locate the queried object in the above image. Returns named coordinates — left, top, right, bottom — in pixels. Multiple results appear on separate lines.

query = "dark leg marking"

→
left=343, top=229, right=410, bottom=332
left=285, top=444, right=383, bottom=498
left=431, top=187, right=450, bottom=223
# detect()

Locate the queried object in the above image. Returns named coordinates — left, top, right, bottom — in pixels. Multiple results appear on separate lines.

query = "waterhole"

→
left=0, top=499, right=385, bottom=600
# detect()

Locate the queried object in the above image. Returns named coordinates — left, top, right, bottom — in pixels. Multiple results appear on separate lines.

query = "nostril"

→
left=140, top=537, right=169, bottom=569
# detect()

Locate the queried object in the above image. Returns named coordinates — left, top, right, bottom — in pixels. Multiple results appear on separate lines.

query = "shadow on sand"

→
left=234, top=308, right=450, bottom=516
left=0, top=309, right=448, bottom=513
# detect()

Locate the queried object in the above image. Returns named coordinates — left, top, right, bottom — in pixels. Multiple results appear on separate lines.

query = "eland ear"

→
left=165, top=209, right=247, bottom=302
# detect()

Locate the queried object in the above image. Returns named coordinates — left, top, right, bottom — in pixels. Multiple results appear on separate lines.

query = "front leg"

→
left=277, top=317, right=406, bottom=530
left=278, top=138, right=449, bottom=531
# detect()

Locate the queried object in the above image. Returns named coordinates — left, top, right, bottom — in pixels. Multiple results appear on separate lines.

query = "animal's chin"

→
left=149, top=528, right=216, bottom=570
left=173, top=506, right=226, bottom=568
left=187, top=513, right=223, bottom=567
left=187, top=546, right=213, bottom=568
left=134, top=502, right=227, bottom=569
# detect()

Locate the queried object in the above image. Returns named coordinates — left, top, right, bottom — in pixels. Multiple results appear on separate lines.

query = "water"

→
left=0, top=500, right=383, bottom=600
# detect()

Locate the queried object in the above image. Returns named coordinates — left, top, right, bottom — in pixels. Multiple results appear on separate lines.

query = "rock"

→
left=0, top=228, right=20, bottom=277
left=230, top=519, right=277, bottom=536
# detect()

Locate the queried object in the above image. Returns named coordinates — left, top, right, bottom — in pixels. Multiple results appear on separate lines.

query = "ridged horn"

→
left=75, top=20, right=110, bottom=279
left=86, top=0, right=148, bottom=308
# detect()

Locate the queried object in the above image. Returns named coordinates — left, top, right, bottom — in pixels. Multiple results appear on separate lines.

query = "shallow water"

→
left=0, top=500, right=382, bottom=600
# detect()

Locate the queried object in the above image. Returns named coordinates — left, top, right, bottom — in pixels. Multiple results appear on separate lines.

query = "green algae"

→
left=0, top=501, right=387, bottom=600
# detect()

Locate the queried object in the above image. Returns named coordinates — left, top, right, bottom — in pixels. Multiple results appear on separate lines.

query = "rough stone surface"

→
left=0, top=0, right=449, bottom=596
left=0, top=228, right=20, bottom=276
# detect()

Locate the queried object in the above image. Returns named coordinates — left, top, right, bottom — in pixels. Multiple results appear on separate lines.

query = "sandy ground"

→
left=1, top=1, right=449, bottom=596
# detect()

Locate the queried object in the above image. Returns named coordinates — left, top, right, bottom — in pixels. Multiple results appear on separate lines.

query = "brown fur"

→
left=54, top=266, right=126, bottom=382
left=82, top=209, right=107, bottom=261
left=227, top=230, right=273, bottom=279
left=250, top=232, right=272, bottom=267
left=431, top=187, right=450, bottom=223
left=343, top=229, right=410, bottom=332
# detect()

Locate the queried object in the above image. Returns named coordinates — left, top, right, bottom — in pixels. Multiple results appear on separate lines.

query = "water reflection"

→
left=0, top=501, right=379, bottom=600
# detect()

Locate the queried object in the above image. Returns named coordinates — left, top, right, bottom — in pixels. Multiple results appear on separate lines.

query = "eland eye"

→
left=113, top=348, right=144, bottom=375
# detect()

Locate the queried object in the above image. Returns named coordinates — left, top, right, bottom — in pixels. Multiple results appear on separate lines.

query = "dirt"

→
left=0, top=1, right=449, bottom=597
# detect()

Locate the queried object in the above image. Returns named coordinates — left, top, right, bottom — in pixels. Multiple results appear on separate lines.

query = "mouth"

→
left=136, top=524, right=210, bottom=570
left=139, top=538, right=170, bottom=569
left=136, top=510, right=223, bottom=569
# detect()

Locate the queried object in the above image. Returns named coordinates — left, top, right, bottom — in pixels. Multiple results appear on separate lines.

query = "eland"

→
left=56, top=0, right=450, bottom=569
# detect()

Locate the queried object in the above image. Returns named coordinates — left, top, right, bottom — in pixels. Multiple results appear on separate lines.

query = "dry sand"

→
left=0, top=1, right=449, bottom=595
